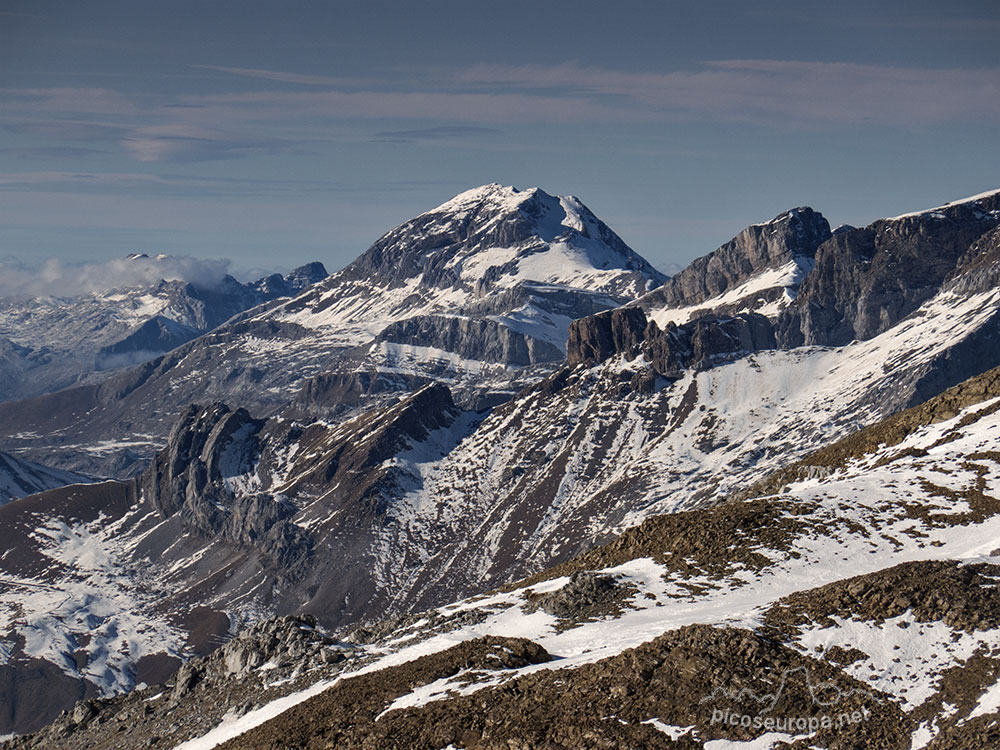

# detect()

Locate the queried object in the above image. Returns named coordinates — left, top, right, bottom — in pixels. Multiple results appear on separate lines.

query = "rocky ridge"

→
left=637, top=205, right=830, bottom=316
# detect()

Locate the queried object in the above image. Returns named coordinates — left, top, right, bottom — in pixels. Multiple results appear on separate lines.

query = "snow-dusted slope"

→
left=0, top=452, right=91, bottom=505
left=365, top=268, right=1000, bottom=615
left=265, top=183, right=662, bottom=367
left=635, top=205, right=830, bottom=325
left=647, top=256, right=814, bottom=327
left=888, top=187, right=1000, bottom=220
left=23, top=365, right=1000, bottom=749
left=0, top=185, right=664, bottom=476
left=3, top=187, right=1000, bottom=741
left=2, top=233, right=997, bottom=738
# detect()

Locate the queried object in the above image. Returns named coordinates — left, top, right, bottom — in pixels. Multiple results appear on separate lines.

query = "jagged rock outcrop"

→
left=135, top=402, right=312, bottom=578
left=644, top=313, right=777, bottom=378
left=948, top=225, right=1000, bottom=295
left=568, top=306, right=777, bottom=377
left=566, top=307, right=647, bottom=366
left=297, top=370, right=433, bottom=411
left=639, top=207, right=830, bottom=311
left=287, top=382, right=459, bottom=496
left=778, top=192, right=1000, bottom=347
left=7, top=615, right=357, bottom=750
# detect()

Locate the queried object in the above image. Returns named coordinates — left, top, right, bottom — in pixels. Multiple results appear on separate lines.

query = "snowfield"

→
left=175, top=390, right=1000, bottom=748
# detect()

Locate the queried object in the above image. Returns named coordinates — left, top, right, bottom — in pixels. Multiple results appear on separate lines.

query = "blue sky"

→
left=1, top=0, right=998, bottom=282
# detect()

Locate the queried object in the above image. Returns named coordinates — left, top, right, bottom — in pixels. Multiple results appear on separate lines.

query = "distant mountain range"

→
left=0, top=184, right=665, bottom=477
left=0, top=258, right=328, bottom=404
left=2, top=185, right=1000, bottom=747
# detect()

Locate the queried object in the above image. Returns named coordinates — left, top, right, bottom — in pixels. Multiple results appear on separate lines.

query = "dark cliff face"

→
left=286, top=382, right=458, bottom=497
left=570, top=192, right=1000, bottom=377
left=645, top=313, right=776, bottom=378
left=132, top=383, right=462, bottom=617
left=638, top=206, right=831, bottom=311
left=135, top=402, right=312, bottom=578
left=567, top=306, right=777, bottom=377
left=949, top=225, right=1000, bottom=295
left=778, top=193, right=1000, bottom=347
left=566, top=307, right=647, bottom=367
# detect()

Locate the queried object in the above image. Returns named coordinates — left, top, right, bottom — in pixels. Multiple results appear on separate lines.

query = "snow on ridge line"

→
left=172, top=677, right=338, bottom=750
left=647, top=257, right=812, bottom=328
left=887, top=187, right=1000, bottom=221
left=427, top=183, right=538, bottom=216
left=747, top=206, right=809, bottom=228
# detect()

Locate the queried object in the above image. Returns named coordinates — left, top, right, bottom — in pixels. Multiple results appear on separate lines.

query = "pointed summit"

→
left=342, top=183, right=665, bottom=299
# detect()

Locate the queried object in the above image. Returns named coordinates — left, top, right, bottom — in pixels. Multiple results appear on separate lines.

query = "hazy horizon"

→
left=2, top=0, right=998, bottom=282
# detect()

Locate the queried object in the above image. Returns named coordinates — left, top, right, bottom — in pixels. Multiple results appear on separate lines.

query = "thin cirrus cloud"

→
left=121, top=124, right=292, bottom=163
left=1, top=59, right=996, bottom=171
left=3, top=120, right=130, bottom=142
left=191, top=64, right=370, bottom=88
left=0, top=86, right=141, bottom=116
left=160, top=59, right=1000, bottom=131
left=172, top=88, right=621, bottom=124
left=455, top=59, right=1000, bottom=125
left=0, top=146, right=107, bottom=160
left=371, top=126, right=502, bottom=143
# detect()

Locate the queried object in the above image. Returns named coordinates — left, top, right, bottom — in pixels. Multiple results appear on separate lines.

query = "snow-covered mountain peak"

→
left=425, top=183, right=615, bottom=247
left=427, top=182, right=534, bottom=214
left=339, top=184, right=664, bottom=300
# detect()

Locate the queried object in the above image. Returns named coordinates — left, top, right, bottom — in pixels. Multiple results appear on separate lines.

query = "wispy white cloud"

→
left=1, top=59, right=997, bottom=171
left=191, top=65, right=369, bottom=87
left=371, top=125, right=501, bottom=142
left=3, top=119, right=129, bottom=141
left=170, top=88, right=623, bottom=124
left=0, top=146, right=106, bottom=160
left=121, top=124, right=291, bottom=163
left=0, top=254, right=232, bottom=300
left=0, top=171, right=167, bottom=188
left=0, top=86, right=141, bottom=116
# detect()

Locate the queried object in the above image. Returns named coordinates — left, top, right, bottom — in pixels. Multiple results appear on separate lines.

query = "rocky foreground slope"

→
left=13, top=362, right=1000, bottom=749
